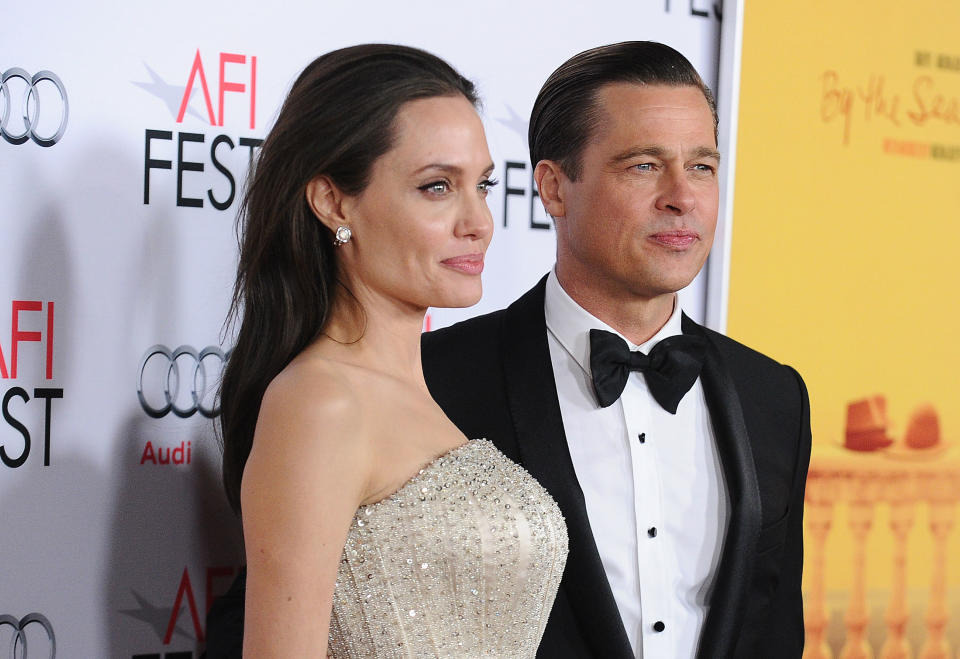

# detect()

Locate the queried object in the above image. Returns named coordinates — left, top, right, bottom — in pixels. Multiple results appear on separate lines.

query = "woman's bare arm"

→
left=240, top=367, right=371, bottom=657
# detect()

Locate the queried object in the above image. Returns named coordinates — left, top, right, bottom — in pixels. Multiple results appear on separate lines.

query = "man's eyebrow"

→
left=608, top=145, right=722, bottom=165
left=609, top=146, right=667, bottom=164
left=692, top=146, right=722, bottom=162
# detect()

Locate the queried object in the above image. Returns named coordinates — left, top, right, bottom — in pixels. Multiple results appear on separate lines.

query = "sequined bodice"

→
left=328, top=439, right=568, bottom=658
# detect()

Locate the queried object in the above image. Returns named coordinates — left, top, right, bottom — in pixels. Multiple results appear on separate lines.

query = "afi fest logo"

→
left=0, top=301, right=62, bottom=468
left=1, top=68, right=69, bottom=147
left=176, top=51, right=257, bottom=129
left=139, top=50, right=263, bottom=211
left=0, top=612, right=56, bottom=658
left=122, top=565, right=236, bottom=659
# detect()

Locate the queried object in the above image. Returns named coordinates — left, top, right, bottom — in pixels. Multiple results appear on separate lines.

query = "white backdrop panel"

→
left=0, top=2, right=720, bottom=656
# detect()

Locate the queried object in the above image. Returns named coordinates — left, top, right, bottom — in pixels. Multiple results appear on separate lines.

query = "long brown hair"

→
left=220, top=44, right=478, bottom=513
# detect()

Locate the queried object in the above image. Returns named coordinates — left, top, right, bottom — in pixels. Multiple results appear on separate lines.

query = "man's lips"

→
left=441, top=253, right=485, bottom=275
left=648, top=230, right=699, bottom=248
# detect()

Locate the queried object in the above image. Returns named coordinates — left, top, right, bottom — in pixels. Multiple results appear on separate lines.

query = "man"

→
left=206, top=41, right=809, bottom=659
left=422, top=41, right=810, bottom=658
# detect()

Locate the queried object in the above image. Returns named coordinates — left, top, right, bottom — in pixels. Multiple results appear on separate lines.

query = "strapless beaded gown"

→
left=328, top=439, right=568, bottom=658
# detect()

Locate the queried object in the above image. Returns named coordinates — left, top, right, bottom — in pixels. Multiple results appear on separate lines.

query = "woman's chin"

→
left=430, top=286, right=483, bottom=310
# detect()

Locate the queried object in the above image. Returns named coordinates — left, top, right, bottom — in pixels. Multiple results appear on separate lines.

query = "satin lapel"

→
left=502, top=277, right=633, bottom=658
left=682, top=315, right=762, bottom=659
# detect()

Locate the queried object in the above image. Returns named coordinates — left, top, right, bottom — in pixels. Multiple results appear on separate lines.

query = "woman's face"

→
left=339, top=94, right=495, bottom=311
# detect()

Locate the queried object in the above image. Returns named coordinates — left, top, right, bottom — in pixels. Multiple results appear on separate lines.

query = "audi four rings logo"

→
left=137, top=345, right=230, bottom=418
left=1, top=69, right=68, bottom=147
left=0, top=613, right=55, bottom=659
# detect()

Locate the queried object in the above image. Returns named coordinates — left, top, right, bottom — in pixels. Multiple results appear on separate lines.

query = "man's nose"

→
left=654, top=168, right=696, bottom=215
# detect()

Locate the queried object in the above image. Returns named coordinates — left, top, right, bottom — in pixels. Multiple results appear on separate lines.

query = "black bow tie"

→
left=589, top=328, right=706, bottom=414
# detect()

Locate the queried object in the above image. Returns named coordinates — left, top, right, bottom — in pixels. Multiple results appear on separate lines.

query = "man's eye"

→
left=634, top=163, right=654, bottom=171
left=692, top=164, right=716, bottom=173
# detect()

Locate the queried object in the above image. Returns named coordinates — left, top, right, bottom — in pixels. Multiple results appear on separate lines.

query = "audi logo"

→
left=0, top=613, right=55, bottom=659
left=137, top=345, right=230, bottom=419
left=1, top=69, right=68, bottom=147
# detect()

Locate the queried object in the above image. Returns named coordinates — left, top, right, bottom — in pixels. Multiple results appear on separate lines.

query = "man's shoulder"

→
left=699, top=324, right=787, bottom=371
left=695, top=322, right=807, bottom=406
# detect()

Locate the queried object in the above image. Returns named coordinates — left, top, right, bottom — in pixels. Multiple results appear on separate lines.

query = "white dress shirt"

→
left=544, top=269, right=729, bottom=659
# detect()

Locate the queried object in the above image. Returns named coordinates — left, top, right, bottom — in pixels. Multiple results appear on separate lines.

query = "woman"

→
left=219, top=44, right=567, bottom=657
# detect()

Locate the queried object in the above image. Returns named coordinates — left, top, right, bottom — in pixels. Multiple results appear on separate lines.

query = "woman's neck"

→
left=320, top=281, right=428, bottom=389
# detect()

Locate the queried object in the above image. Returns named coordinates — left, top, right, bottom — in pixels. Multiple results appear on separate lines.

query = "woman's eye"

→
left=419, top=180, right=450, bottom=194
left=478, top=178, right=499, bottom=195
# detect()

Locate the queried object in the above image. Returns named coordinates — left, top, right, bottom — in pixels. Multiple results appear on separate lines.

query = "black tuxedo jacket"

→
left=421, top=277, right=811, bottom=659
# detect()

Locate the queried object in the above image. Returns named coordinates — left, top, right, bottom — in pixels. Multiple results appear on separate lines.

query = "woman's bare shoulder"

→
left=263, top=355, right=365, bottom=426
left=243, top=353, right=376, bottom=507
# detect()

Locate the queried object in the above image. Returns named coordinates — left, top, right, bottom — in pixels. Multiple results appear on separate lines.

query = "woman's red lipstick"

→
left=442, top=253, right=485, bottom=275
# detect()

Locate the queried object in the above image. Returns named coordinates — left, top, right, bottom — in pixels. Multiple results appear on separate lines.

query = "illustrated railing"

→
left=803, top=446, right=960, bottom=659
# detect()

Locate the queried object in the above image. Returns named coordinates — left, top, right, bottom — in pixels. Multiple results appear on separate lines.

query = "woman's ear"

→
left=306, top=175, right=348, bottom=233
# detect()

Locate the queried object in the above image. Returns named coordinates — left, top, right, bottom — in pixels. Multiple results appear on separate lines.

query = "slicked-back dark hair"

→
left=529, top=41, right=717, bottom=180
left=220, top=44, right=478, bottom=514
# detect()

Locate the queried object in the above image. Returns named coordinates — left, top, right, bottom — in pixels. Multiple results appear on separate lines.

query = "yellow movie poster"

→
left=728, top=1, right=960, bottom=656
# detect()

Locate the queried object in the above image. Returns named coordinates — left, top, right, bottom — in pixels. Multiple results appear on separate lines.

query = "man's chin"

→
left=624, top=268, right=702, bottom=297
left=639, top=259, right=708, bottom=293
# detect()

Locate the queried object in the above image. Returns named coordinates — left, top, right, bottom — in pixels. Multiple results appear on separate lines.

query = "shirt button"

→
left=647, top=527, right=657, bottom=538
left=638, top=432, right=646, bottom=444
left=653, top=621, right=665, bottom=632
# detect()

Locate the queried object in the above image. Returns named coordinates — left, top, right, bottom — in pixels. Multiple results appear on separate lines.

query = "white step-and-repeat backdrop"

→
left=1, top=3, right=721, bottom=656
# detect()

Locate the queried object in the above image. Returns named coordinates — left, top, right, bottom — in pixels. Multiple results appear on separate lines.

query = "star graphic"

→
left=496, top=105, right=528, bottom=139
left=132, top=63, right=207, bottom=123
left=118, top=589, right=194, bottom=642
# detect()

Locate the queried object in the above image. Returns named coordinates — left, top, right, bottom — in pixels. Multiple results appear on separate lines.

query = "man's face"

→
left=552, top=83, right=719, bottom=303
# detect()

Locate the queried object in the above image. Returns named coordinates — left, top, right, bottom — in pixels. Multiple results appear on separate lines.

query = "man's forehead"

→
left=588, top=82, right=716, bottom=147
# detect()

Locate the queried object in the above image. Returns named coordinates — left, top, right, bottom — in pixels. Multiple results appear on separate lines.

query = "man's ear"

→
left=533, top=160, right=566, bottom=219
left=305, top=175, right=349, bottom=233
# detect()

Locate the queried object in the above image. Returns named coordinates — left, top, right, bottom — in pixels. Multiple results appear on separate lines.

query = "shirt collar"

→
left=544, top=267, right=683, bottom=376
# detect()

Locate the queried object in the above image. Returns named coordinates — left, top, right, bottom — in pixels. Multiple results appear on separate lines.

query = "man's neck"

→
left=555, top=268, right=677, bottom=346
